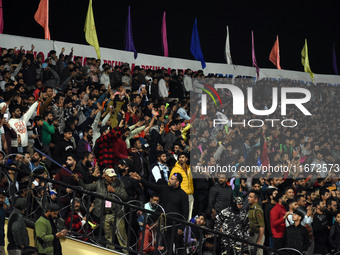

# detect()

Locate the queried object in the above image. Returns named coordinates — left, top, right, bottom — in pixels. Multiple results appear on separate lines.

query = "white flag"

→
left=225, top=26, right=232, bottom=64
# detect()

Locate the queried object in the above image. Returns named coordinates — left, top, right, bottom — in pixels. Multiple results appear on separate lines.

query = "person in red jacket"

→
left=64, top=198, right=95, bottom=241
left=270, top=191, right=290, bottom=250
left=137, top=217, right=164, bottom=254
left=94, top=120, right=126, bottom=170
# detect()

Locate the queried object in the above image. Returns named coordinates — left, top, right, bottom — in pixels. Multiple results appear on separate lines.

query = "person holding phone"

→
left=35, top=203, right=68, bottom=255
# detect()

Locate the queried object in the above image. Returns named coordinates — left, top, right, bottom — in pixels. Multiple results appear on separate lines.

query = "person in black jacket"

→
left=208, top=172, right=233, bottom=213
left=312, top=198, right=330, bottom=255
left=329, top=212, right=340, bottom=253
left=7, top=198, right=35, bottom=255
left=284, top=210, right=310, bottom=253
left=53, top=127, right=75, bottom=165
left=130, top=171, right=189, bottom=255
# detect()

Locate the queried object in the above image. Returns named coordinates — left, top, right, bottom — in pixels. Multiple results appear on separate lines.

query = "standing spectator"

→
left=248, top=190, right=265, bottom=255
left=76, top=126, right=93, bottom=159
left=41, top=111, right=55, bottom=150
left=75, top=151, right=98, bottom=184
left=75, top=168, right=128, bottom=253
left=0, top=190, right=7, bottom=255
left=284, top=210, right=310, bottom=253
left=183, top=69, right=193, bottom=95
left=285, top=199, right=299, bottom=227
left=208, top=172, right=233, bottom=213
left=53, top=127, right=75, bottom=165
left=284, top=186, right=295, bottom=200
left=51, top=93, right=65, bottom=133
left=39, top=63, right=60, bottom=89
left=162, top=121, right=179, bottom=152
left=7, top=198, right=35, bottom=255
left=65, top=197, right=94, bottom=238
left=122, top=67, right=132, bottom=90
left=270, top=191, right=289, bottom=250
left=54, top=154, right=82, bottom=216
left=320, top=187, right=331, bottom=204
left=325, top=197, right=337, bottom=226
left=130, top=172, right=188, bottom=255
left=35, top=203, right=68, bottom=255
left=158, top=74, right=170, bottom=98
left=8, top=98, right=40, bottom=153
left=312, top=198, right=330, bottom=255
left=329, top=212, right=340, bottom=253
left=296, top=194, right=314, bottom=226
left=169, top=152, right=194, bottom=220
left=264, top=188, right=277, bottom=249
left=150, top=151, right=170, bottom=185
left=100, top=66, right=111, bottom=89
left=95, top=120, right=125, bottom=170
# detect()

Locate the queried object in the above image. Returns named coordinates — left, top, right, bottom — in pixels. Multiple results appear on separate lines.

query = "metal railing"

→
left=0, top=163, right=289, bottom=255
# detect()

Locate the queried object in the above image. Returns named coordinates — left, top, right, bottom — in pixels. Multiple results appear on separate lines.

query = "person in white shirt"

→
left=100, top=66, right=111, bottom=89
left=183, top=69, right=193, bottom=93
left=158, top=74, right=170, bottom=98
left=8, top=99, right=40, bottom=153
left=151, top=151, right=169, bottom=185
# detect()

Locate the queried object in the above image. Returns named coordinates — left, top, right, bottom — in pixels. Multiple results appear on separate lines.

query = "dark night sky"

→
left=2, top=0, right=340, bottom=74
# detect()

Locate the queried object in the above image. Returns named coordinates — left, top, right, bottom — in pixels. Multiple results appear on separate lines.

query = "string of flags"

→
left=0, top=1, right=338, bottom=78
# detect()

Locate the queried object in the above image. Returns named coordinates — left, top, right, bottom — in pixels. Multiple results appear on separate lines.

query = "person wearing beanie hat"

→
left=7, top=198, right=35, bottom=254
left=35, top=203, right=68, bottom=255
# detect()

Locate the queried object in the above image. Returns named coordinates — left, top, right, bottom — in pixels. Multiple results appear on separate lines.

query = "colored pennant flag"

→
left=124, top=6, right=138, bottom=59
left=0, top=0, right=3, bottom=34
left=161, top=12, right=169, bottom=57
left=224, top=26, right=232, bottom=64
left=301, top=39, right=314, bottom=82
left=251, top=30, right=260, bottom=78
left=84, top=0, right=101, bottom=59
left=190, top=18, right=206, bottom=69
left=269, top=35, right=281, bottom=69
left=34, top=0, right=51, bottom=40
left=333, top=43, right=338, bottom=75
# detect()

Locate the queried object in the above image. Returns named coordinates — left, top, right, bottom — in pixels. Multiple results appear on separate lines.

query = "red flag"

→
left=269, top=35, right=281, bottom=69
left=34, top=0, right=50, bottom=40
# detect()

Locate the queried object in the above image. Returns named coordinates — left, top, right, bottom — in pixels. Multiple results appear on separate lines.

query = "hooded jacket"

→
left=169, top=162, right=193, bottom=195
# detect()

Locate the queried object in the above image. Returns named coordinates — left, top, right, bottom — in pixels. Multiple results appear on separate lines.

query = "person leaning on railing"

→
left=74, top=167, right=128, bottom=254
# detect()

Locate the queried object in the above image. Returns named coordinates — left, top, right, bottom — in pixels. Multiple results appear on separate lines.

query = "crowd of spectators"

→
left=0, top=44, right=339, bottom=255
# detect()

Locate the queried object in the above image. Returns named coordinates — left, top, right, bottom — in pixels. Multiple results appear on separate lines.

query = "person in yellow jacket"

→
left=169, top=152, right=194, bottom=220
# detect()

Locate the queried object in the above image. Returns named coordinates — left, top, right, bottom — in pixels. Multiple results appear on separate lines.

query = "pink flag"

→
left=161, top=12, right=168, bottom=57
left=251, top=30, right=259, bottom=78
left=0, top=0, right=3, bottom=34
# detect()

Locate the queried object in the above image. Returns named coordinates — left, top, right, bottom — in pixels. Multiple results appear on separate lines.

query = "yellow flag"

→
left=301, top=39, right=314, bottom=82
left=84, top=0, right=100, bottom=59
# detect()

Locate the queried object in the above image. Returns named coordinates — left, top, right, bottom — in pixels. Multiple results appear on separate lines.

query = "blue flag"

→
left=124, top=6, right=137, bottom=59
left=190, top=18, right=206, bottom=69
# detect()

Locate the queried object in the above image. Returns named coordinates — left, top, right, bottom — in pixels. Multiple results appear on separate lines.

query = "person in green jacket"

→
left=41, top=112, right=55, bottom=147
left=35, top=203, right=68, bottom=255
left=41, top=111, right=55, bottom=168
